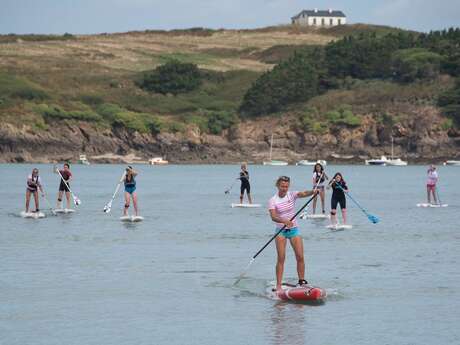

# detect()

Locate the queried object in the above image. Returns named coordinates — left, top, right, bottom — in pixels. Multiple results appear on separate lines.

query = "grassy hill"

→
left=1, top=24, right=458, bottom=163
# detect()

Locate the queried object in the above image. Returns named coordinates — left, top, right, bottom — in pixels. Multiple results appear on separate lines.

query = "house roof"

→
left=292, top=10, right=346, bottom=19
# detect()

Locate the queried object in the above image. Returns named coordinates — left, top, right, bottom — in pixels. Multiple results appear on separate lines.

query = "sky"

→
left=1, top=0, right=459, bottom=35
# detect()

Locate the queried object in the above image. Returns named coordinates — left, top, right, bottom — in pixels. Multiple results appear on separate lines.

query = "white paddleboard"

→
left=416, top=203, right=448, bottom=208
left=120, top=215, right=144, bottom=222
left=306, top=214, right=330, bottom=219
left=20, top=211, right=45, bottom=219
left=326, top=224, right=352, bottom=231
left=231, top=203, right=261, bottom=208
left=55, top=208, right=75, bottom=214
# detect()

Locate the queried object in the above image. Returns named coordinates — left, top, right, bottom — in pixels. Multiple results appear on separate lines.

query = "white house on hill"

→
left=292, top=9, right=346, bottom=27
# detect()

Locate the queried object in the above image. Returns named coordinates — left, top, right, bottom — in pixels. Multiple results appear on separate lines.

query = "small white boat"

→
left=149, top=157, right=169, bottom=165
left=386, top=137, right=408, bottom=166
left=386, top=158, right=408, bottom=166
left=78, top=154, right=90, bottom=165
left=263, top=160, right=288, bottom=166
left=443, top=160, right=460, bottom=166
left=263, top=134, right=288, bottom=166
left=296, top=159, right=327, bottom=166
left=365, top=156, right=388, bottom=166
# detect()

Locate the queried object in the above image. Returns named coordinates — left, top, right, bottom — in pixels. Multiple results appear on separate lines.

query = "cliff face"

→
left=1, top=105, right=459, bottom=164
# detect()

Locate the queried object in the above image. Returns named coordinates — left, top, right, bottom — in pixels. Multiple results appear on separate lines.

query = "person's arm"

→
left=342, top=182, right=349, bottom=192
left=297, top=189, right=318, bottom=198
left=66, top=171, right=73, bottom=183
left=38, top=178, right=44, bottom=195
left=269, top=209, right=293, bottom=228
left=324, top=173, right=329, bottom=180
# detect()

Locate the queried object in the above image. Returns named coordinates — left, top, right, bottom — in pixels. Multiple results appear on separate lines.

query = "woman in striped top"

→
left=268, top=176, right=317, bottom=293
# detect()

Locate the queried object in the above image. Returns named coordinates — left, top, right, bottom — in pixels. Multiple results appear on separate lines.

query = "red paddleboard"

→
left=274, top=283, right=326, bottom=302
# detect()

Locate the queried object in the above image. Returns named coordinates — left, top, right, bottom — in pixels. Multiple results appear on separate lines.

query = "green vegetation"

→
left=0, top=33, right=75, bottom=43
left=240, top=52, right=319, bottom=116
left=438, top=78, right=460, bottom=125
left=138, top=60, right=202, bottom=95
left=0, top=73, right=48, bottom=101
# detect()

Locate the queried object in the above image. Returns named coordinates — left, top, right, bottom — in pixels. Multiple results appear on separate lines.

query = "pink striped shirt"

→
left=427, top=170, right=438, bottom=186
left=268, top=191, right=299, bottom=229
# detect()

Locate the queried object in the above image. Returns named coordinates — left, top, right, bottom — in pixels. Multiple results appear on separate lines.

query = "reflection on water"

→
left=270, top=303, right=308, bottom=345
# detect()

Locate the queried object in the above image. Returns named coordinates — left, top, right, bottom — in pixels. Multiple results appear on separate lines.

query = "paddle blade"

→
left=233, top=258, right=255, bottom=286
left=368, top=214, right=379, bottom=224
left=73, top=196, right=81, bottom=206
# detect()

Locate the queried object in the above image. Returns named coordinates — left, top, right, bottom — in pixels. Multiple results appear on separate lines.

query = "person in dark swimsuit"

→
left=25, top=168, right=44, bottom=213
left=123, top=166, right=139, bottom=216
left=328, top=172, right=349, bottom=225
left=54, top=163, right=72, bottom=209
left=239, top=163, right=253, bottom=204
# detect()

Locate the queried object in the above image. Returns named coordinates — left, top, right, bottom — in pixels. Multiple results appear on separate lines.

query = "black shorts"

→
left=59, top=181, right=70, bottom=192
left=241, top=183, right=250, bottom=194
left=331, top=195, right=346, bottom=210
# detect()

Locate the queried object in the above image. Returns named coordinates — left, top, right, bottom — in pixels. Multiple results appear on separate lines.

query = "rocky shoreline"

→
left=1, top=106, right=459, bottom=165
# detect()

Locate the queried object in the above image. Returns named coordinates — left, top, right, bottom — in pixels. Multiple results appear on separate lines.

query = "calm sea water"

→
left=1, top=164, right=459, bottom=345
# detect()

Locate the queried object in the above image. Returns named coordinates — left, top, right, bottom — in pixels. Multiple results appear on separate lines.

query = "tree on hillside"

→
left=438, top=78, right=460, bottom=126
left=239, top=52, right=319, bottom=116
left=139, top=60, right=202, bottom=95
left=391, top=48, right=442, bottom=83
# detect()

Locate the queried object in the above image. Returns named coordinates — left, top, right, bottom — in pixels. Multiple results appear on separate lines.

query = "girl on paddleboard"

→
left=426, top=165, right=438, bottom=205
left=54, top=163, right=72, bottom=209
left=328, top=172, right=349, bottom=225
left=312, top=163, right=328, bottom=214
left=239, top=163, right=253, bottom=204
left=25, top=168, right=44, bottom=213
left=123, top=166, right=139, bottom=216
left=268, top=176, right=317, bottom=293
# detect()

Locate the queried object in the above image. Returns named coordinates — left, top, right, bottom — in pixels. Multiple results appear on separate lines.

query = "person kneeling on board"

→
left=25, top=168, right=44, bottom=213
left=123, top=166, right=139, bottom=216
left=268, top=176, right=317, bottom=293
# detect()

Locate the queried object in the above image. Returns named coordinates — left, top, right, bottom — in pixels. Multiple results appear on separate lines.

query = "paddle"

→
left=224, top=178, right=238, bottom=194
left=56, top=168, right=81, bottom=206
left=234, top=192, right=318, bottom=286
left=335, top=183, right=379, bottom=224
left=435, top=185, right=443, bottom=206
left=41, top=192, right=56, bottom=215
left=104, top=172, right=126, bottom=213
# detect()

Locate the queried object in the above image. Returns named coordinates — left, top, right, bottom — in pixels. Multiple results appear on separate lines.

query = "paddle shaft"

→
left=56, top=169, right=75, bottom=195
left=109, top=173, right=126, bottom=201
left=252, top=193, right=317, bottom=260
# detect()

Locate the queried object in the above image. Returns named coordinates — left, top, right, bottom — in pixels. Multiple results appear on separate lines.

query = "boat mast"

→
left=269, top=133, right=273, bottom=161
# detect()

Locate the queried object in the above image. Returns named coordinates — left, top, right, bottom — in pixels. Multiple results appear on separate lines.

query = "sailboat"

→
left=263, top=133, right=288, bottom=166
left=386, top=137, right=408, bottom=166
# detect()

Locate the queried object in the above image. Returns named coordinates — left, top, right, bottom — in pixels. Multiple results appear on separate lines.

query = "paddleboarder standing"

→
left=327, top=172, right=349, bottom=226
left=123, top=166, right=139, bottom=216
left=268, top=176, right=317, bottom=293
left=239, top=163, right=252, bottom=204
left=54, top=163, right=72, bottom=209
left=25, top=168, right=44, bottom=213
left=426, top=165, right=438, bottom=205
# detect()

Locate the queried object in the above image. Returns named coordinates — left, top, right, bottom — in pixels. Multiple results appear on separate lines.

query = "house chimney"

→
left=314, top=8, right=318, bottom=13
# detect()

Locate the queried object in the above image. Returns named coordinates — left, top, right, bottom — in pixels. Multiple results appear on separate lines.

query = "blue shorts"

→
left=125, top=186, right=136, bottom=194
left=277, top=227, right=300, bottom=239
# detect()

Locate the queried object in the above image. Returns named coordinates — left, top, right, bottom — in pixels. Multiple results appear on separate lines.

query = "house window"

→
left=313, top=18, right=317, bottom=25
left=321, top=18, right=325, bottom=26
left=330, top=18, right=333, bottom=25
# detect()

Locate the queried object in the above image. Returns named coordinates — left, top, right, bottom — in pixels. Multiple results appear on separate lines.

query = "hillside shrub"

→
left=139, top=60, right=202, bottom=95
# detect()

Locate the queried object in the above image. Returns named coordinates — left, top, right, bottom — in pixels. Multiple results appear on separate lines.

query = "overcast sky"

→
left=1, top=0, right=459, bottom=35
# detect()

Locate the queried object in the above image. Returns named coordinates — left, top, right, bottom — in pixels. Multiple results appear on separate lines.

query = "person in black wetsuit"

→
left=239, top=163, right=253, bottom=204
left=328, top=172, right=349, bottom=225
